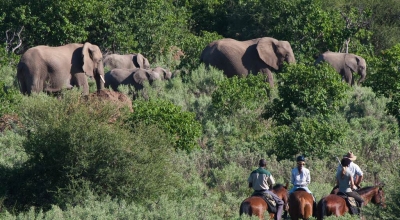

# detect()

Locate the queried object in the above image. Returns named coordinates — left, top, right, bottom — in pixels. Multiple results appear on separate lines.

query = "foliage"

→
left=0, top=80, right=22, bottom=117
left=0, top=0, right=400, bottom=218
left=211, top=74, right=271, bottom=116
left=127, top=99, right=202, bottom=152
left=264, top=63, right=349, bottom=125
left=364, top=44, right=400, bottom=124
left=179, top=31, right=223, bottom=69
left=272, top=114, right=349, bottom=160
left=3, top=92, right=185, bottom=212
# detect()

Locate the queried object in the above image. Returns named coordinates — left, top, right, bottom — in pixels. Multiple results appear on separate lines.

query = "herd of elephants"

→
left=15, top=36, right=367, bottom=96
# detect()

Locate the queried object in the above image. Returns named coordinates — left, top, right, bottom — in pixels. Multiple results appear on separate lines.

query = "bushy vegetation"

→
left=1, top=0, right=400, bottom=219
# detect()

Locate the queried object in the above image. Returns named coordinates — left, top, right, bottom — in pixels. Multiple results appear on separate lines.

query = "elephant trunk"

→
left=287, top=53, right=296, bottom=64
left=358, top=70, right=366, bottom=85
left=95, top=61, right=105, bottom=91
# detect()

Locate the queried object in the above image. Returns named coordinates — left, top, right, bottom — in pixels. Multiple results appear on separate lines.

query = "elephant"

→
left=103, top=53, right=150, bottom=70
left=17, top=42, right=105, bottom=96
left=104, top=67, right=172, bottom=91
left=200, top=37, right=296, bottom=87
left=314, top=51, right=367, bottom=86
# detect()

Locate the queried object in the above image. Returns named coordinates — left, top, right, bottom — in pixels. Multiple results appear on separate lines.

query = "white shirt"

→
left=336, top=161, right=363, bottom=180
left=291, top=167, right=310, bottom=187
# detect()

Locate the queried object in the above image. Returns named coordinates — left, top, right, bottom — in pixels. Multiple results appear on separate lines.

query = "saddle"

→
left=252, top=191, right=277, bottom=213
left=337, top=192, right=360, bottom=215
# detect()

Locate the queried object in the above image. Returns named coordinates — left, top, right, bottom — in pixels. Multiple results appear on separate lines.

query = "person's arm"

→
left=336, top=175, right=339, bottom=186
left=248, top=175, right=253, bottom=188
left=353, top=163, right=363, bottom=187
left=350, top=175, right=357, bottom=190
left=355, top=175, right=363, bottom=188
left=306, top=169, right=311, bottom=185
left=290, top=169, right=295, bottom=185
left=268, top=174, right=276, bottom=189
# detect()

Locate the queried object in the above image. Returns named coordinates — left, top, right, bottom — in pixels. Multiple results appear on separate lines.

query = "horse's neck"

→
left=359, top=187, right=378, bottom=205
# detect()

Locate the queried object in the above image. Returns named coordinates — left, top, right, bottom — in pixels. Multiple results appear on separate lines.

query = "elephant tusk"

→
left=100, top=75, right=105, bottom=84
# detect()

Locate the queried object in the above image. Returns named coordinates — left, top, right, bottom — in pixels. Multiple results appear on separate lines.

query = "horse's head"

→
left=272, top=183, right=289, bottom=211
left=373, top=183, right=386, bottom=208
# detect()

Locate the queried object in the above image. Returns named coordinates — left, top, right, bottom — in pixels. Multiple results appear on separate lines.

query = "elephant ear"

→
left=133, top=53, right=150, bottom=69
left=82, top=42, right=95, bottom=77
left=153, top=67, right=172, bottom=79
left=133, top=70, right=150, bottom=85
left=256, top=37, right=279, bottom=70
left=345, top=54, right=359, bottom=72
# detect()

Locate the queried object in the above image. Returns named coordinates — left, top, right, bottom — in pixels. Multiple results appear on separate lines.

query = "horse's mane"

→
left=357, top=186, right=376, bottom=194
left=273, top=183, right=285, bottom=190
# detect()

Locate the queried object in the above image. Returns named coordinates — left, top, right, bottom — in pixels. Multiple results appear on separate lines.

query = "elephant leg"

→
left=343, top=69, right=353, bottom=86
left=74, top=73, right=90, bottom=95
left=262, top=69, right=274, bottom=87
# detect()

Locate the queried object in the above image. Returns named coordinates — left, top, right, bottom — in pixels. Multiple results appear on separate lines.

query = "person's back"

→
left=247, top=159, right=284, bottom=220
left=337, top=158, right=364, bottom=211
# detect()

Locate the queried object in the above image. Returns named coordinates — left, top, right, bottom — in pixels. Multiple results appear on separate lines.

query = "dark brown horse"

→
left=239, top=183, right=289, bottom=220
left=288, top=190, right=315, bottom=220
left=317, top=183, right=386, bottom=220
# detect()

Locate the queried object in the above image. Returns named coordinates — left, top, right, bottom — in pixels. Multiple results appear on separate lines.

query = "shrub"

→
left=211, top=74, right=271, bottom=116
left=4, top=91, right=185, bottom=212
left=265, top=63, right=349, bottom=125
left=127, top=99, right=202, bottom=152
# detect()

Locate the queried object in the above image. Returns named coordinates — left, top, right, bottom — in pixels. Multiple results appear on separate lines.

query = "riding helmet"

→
left=296, top=155, right=305, bottom=162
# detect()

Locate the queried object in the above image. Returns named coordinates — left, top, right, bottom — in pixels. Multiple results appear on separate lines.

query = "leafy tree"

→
left=264, top=63, right=349, bottom=125
left=272, top=114, right=348, bottom=160
left=364, top=44, right=400, bottom=124
left=187, top=0, right=349, bottom=62
left=211, top=74, right=271, bottom=116
left=127, top=99, right=202, bottom=152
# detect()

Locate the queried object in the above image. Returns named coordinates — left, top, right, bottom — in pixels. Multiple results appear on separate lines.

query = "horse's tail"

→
left=239, top=201, right=252, bottom=216
left=316, top=198, right=327, bottom=220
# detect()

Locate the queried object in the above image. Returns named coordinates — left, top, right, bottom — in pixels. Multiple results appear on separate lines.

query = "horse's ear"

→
left=374, top=172, right=379, bottom=186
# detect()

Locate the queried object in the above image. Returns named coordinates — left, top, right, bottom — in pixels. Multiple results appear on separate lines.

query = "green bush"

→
left=127, top=99, right=202, bottom=152
left=0, top=80, right=22, bottom=117
left=265, top=63, right=349, bottom=125
left=211, top=74, right=271, bottom=116
left=272, top=114, right=349, bottom=160
left=3, top=91, right=186, bottom=212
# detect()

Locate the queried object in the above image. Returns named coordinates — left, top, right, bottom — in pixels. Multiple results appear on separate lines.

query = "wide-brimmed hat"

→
left=343, top=151, right=357, bottom=161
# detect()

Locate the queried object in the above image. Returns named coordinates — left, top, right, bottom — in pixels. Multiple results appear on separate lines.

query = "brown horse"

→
left=239, top=183, right=289, bottom=220
left=317, top=183, right=386, bottom=220
left=288, top=190, right=315, bottom=220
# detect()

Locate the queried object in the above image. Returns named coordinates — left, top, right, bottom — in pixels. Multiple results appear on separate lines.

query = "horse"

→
left=288, top=189, right=315, bottom=220
left=317, top=183, right=386, bottom=220
left=239, top=183, right=289, bottom=220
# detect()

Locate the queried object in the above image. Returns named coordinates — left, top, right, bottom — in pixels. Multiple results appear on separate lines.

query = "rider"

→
left=289, top=156, right=316, bottom=214
left=332, top=151, right=364, bottom=193
left=248, top=158, right=285, bottom=220
left=337, top=157, right=364, bottom=208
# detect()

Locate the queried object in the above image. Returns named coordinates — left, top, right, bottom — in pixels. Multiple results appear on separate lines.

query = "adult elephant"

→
left=104, top=67, right=172, bottom=91
left=103, top=53, right=150, bottom=70
left=314, top=51, right=367, bottom=86
left=200, top=37, right=296, bottom=87
left=17, top=42, right=105, bottom=96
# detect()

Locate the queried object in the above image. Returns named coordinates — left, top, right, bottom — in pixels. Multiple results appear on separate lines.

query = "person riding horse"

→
left=332, top=151, right=364, bottom=193
left=285, top=155, right=316, bottom=218
left=337, top=158, right=365, bottom=210
left=248, top=159, right=285, bottom=220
